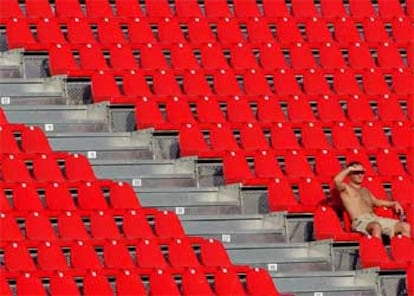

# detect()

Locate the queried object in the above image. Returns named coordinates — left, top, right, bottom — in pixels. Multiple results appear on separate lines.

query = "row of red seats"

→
left=220, top=148, right=413, bottom=184
left=0, top=0, right=411, bottom=21
left=1, top=181, right=141, bottom=213
left=131, top=95, right=412, bottom=127
left=1, top=266, right=279, bottom=296
left=1, top=209, right=189, bottom=244
left=1, top=237, right=243, bottom=273
left=178, top=121, right=412, bottom=154
left=5, top=15, right=414, bottom=49
left=89, top=69, right=413, bottom=104
left=47, top=41, right=413, bottom=76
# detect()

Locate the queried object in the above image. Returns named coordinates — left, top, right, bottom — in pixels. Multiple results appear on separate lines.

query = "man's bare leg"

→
left=394, top=222, right=411, bottom=238
left=366, top=222, right=382, bottom=238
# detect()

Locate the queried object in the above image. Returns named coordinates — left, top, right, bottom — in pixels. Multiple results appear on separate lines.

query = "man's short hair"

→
left=347, top=161, right=363, bottom=167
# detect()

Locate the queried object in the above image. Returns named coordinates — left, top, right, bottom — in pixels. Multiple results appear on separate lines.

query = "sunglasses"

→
left=350, top=171, right=365, bottom=175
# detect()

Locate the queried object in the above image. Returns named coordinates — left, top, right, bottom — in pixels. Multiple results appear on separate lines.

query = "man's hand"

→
left=347, top=164, right=364, bottom=173
left=394, top=201, right=404, bottom=215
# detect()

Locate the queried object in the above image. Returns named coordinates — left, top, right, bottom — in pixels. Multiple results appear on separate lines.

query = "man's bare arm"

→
left=333, top=167, right=353, bottom=192
left=369, top=193, right=404, bottom=214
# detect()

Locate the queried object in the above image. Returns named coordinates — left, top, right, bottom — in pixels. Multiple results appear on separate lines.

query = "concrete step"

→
left=136, top=185, right=241, bottom=215
left=0, top=49, right=23, bottom=79
left=272, top=268, right=379, bottom=296
left=180, top=213, right=287, bottom=244
left=226, top=240, right=333, bottom=273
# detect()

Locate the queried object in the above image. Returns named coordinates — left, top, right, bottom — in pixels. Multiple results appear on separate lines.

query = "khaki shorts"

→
left=352, top=212, right=399, bottom=237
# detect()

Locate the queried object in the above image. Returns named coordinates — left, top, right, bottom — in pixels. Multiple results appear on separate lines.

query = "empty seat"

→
left=284, top=150, right=314, bottom=179
left=247, top=18, right=275, bottom=44
left=77, top=182, right=108, bottom=210
left=109, top=181, right=141, bottom=210
left=333, top=17, right=362, bottom=44
left=392, top=68, right=414, bottom=96
left=362, top=17, right=390, bottom=44
left=287, top=96, right=316, bottom=122
left=187, top=18, right=216, bottom=45
left=359, top=235, right=407, bottom=270
left=319, top=42, right=347, bottom=70
left=333, top=68, right=362, bottom=96
left=257, top=96, right=286, bottom=124
left=239, top=123, right=270, bottom=153
left=298, top=178, right=327, bottom=211
left=122, top=70, right=152, bottom=97
left=314, top=149, right=343, bottom=180
left=0, top=0, right=23, bottom=21
left=127, top=18, right=156, bottom=45
left=391, top=17, right=414, bottom=45
left=348, top=0, right=376, bottom=19
left=65, top=153, right=97, bottom=182
left=0, top=213, right=23, bottom=242
left=71, top=240, right=102, bottom=269
left=271, top=122, right=300, bottom=151
left=157, top=17, right=186, bottom=44
left=391, top=234, right=414, bottom=262
left=230, top=43, right=259, bottom=70
left=268, top=178, right=302, bottom=212
left=171, top=44, right=200, bottom=71
left=223, top=150, right=259, bottom=185
left=262, top=0, right=290, bottom=18
left=376, top=42, right=405, bottom=69
left=140, top=44, right=169, bottom=70
left=346, top=95, right=376, bottom=122
left=291, top=0, right=319, bottom=18
left=259, top=42, right=289, bottom=70
left=12, top=182, right=43, bottom=211
left=116, top=270, right=146, bottom=296
left=85, top=0, right=114, bottom=18
left=109, top=43, right=139, bottom=71
left=204, top=0, right=232, bottom=18
left=392, top=176, right=414, bottom=205
left=254, top=150, right=284, bottom=179
left=320, top=0, right=347, bottom=19
left=314, top=206, right=362, bottom=241
left=377, top=94, right=406, bottom=122
left=122, top=210, right=155, bottom=239
left=183, top=70, right=212, bottom=96
left=145, top=0, right=173, bottom=18
left=213, top=69, right=242, bottom=96
left=182, top=268, right=215, bottom=296
left=48, top=43, right=83, bottom=76
left=175, top=0, right=203, bottom=17
left=227, top=96, right=257, bottom=125
left=149, top=269, right=181, bottom=296
left=136, top=239, right=168, bottom=269
left=200, top=238, right=233, bottom=267
left=362, top=68, right=389, bottom=96
left=233, top=0, right=261, bottom=18
left=165, top=96, right=196, bottom=126
left=79, top=43, right=109, bottom=72
left=153, top=210, right=187, bottom=239
left=348, top=42, right=376, bottom=70
left=214, top=268, right=246, bottom=296
left=303, top=68, right=332, bottom=96
left=305, top=17, right=333, bottom=44
left=58, top=211, right=89, bottom=240
left=196, top=96, right=226, bottom=126
left=20, top=125, right=52, bottom=153
left=152, top=70, right=182, bottom=96
left=104, top=240, right=135, bottom=268
left=37, top=241, right=69, bottom=271
left=289, top=42, right=318, bottom=70
left=179, top=123, right=213, bottom=157
left=391, top=121, right=413, bottom=150
left=16, top=273, right=47, bottom=296
left=1, top=154, right=32, bottom=183
left=135, top=97, right=168, bottom=130
left=90, top=210, right=122, bottom=239
left=50, top=273, right=80, bottom=296
left=300, top=122, right=331, bottom=151
left=45, top=182, right=76, bottom=211
left=275, top=17, right=304, bottom=45
left=4, top=242, right=36, bottom=272
left=200, top=43, right=229, bottom=70
left=168, top=238, right=200, bottom=268
left=273, top=69, right=302, bottom=96
left=361, top=122, right=390, bottom=151
left=209, top=123, right=240, bottom=155
left=32, top=153, right=66, bottom=182
left=66, top=17, right=95, bottom=45
left=55, top=0, right=84, bottom=18
left=375, top=148, right=406, bottom=177
left=115, top=0, right=143, bottom=18
left=317, top=95, right=347, bottom=123
left=6, top=18, right=37, bottom=50
left=246, top=268, right=280, bottom=296
left=36, top=17, right=66, bottom=45
left=0, top=126, right=21, bottom=154
left=83, top=272, right=113, bottom=296
left=216, top=18, right=246, bottom=45
left=25, top=211, right=57, bottom=241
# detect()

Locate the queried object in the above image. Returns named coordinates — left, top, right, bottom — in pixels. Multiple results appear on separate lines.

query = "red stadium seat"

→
left=289, top=42, right=318, bottom=70
left=319, top=42, right=347, bottom=70
left=109, top=43, right=139, bottom=71
left=227, top=96, right=256, bottom=125
left=45, top=182, right=76, bottom=211
left=152, top=70, right=182, bottom=96
left=116, top=270, right=146, bottom=296
left=183, top=70, right=212, bottom=96
left=333, top=17, right=361, bottom=45
left=320, top=0, right=347, bottom=19
left=247, top=18, right=275, bottom=44
left=11, top=182, right=43, bottom=211
left=179, top=123, right=213, bottom=157
left=213, top=69, right=243, bottom=96
left=262, top=0, right=290, bottom=18
left=16, top=273, right=47, bottom=296
left=362, top=17, right=391, bottom=44
left=171, top=44, right=200, bottom=71
left=271, top=122, right=300, bottom=151
left=257, top=96, right=287, bottom=124
left=71, top=240, right=102, bottom=269
left=254, top=150, right=284, bottom=179
left=346, top=95, right=376, bottom=122
left=347, top=42, right=376, bottom=70
left=233, top=0, right=261, bottom=18
left=115, top=0, right=143, bottom=18
left=167, top=238, right=200, bottom=268
left=85, top=0, right=114, bottom=18
left=187, top=18, right=216, bottom=45
left=259, top=43, right=289, bottom=70
left=25, top=211, right=57, bottom=241
left=204, top=0, right=232, bottom=18
left=209, top=123, right=240, bottom=155
left=77, top=182, right=109, bottom=210
left=239, top=123, right=270, bottom=153
left=286, top=95, right=316, bottom=123
left=246, top=268, right=280, bottom=296
left=37, top=241, right=69, bottom=271
left=157, top=17, right=186, bottom=44
left=291, top=0, right=319, bottom=18
left=392, top=176, right=414, bottom=206
left=136, top=239, right=168, bottom=269
left=283, top=149, right=314, bottom=179
left=305, top=17, right=333, bottom=44
left=216, top=18, right=245, bottom=45
left=149, top=269, right=181, bottom=296
left=145, top=0, right=173, bottom=18
left=175, top=0, right=203, bottom=18
left=230, top=43, right=259, bottom=70
left=83, top=272, right=113, bottom=296
left=200, top=43, right=230, bottom=70
left=4, top=242, right=36, bottom=272
left=90, top=210, right=122, bottom=239
left=50, top=273, right=80, bottom=296
left=273, top=69, right=302, bottom=96
left=153, top=210, right=187, bottom=239
left=122, top=210, right=155, bottom=239
left=275, top=17, right=304, bottom=45
left=302, top=68, right=332, bottom=96
left=361, top=122, right=390, bottom=151
left=182, top=268, right=215, bottom=296
left=0, top=213, right=24, bottom=242
left=20, top=125, right=52, bottom=153
left=215, top=268, right=246, bottom=296
left=316, top=95, right=347, bottom=123
left=58, top=211, right=90, bottom=241
left=65, top=153, right=97, bottom=182
left=348, top=0, right=376, bottom=19
left=104, top=240, right=135, bottom=268
left=122, top=70, right=152, bottom=98
left=0, top=0, right=23, bottom=21
left=223, top=151, right=259, bottom=185
left=109, top=181, right=141, bottom=210
left=55, top=0, right=84, bottom=18
left=26, top=0, right=54, bottom=18
left=127, top=18, right=156, bottom=45
left=300, top=122, right=331, bottom=151
left=362, top=68, right=389, bottom=96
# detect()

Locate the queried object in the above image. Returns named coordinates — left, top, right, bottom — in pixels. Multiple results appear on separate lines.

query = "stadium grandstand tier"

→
left=0, top=0, right=413, bottom=295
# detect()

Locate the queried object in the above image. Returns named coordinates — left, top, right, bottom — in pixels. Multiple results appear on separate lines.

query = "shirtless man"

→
left=334, top=161, right=411, bottom=238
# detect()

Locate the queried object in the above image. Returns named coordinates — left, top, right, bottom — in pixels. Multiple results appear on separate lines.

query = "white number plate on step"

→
left=1, top=96, right=10, bottom=104
left=87, top=151, right=97, bottom=159
left=221, top=234, right=231, bottom=243
left=175, top=207, right=185, bottom=215
left=44, top=123, right=54, bottom=131
left=267, top=263, right=278, bottom=271
left=132, top=178, right=142, bottom=187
